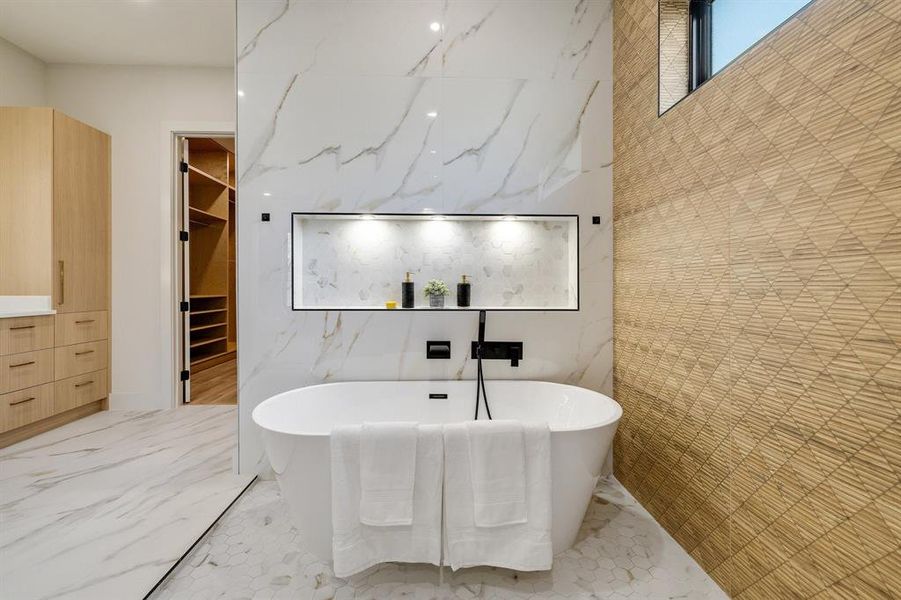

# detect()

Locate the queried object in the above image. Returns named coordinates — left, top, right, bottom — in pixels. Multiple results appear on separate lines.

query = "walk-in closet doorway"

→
left=175, top=134, right=237, bottom=405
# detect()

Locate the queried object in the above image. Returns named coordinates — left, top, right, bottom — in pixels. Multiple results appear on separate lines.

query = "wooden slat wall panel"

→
left=612, top=0, right=901, bottom=597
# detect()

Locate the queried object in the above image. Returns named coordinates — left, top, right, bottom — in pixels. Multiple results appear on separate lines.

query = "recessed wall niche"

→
left=292, top=213, right=579, bottom=311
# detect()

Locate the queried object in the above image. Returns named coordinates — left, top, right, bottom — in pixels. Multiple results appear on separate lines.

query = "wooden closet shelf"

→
left=191, top=322, right=227, bottom=333
left=191, top=350, right=231, bottom=366
left=191, top=308, right=227, bottom=315
left=190, top=294, right=227, bottom=299
left=188, top=206, right=226, bottom=226
left=190, top=336, right=227, bottom=349
left=188, top=164, right=229, bottom=188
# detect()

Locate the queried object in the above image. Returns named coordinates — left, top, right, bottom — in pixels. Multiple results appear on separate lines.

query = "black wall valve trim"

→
left=426, top=341, right=451, bottom=359
left=471, top=341, right=523, bottom=367
left=261, top=213, right=271, bottom=222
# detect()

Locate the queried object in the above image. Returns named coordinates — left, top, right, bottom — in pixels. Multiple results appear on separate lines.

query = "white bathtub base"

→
left=253, top=380, right=622, bottom=564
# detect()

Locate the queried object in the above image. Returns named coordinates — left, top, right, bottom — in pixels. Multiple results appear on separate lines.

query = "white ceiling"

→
left=0, top=0, right=235, bottom=68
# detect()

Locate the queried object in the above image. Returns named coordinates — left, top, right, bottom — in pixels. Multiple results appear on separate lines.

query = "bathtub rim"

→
left=252, top=379, right=622, bottom=437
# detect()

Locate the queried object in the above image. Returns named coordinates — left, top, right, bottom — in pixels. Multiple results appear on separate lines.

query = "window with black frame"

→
left=658, top=0, right=813, bottom=115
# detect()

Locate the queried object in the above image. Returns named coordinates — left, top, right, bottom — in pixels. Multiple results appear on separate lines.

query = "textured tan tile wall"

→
left=612, top=0, right=901, bottom=597
left=658, top=0, right=689, bottom=113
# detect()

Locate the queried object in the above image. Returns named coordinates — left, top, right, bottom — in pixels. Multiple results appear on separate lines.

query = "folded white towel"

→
left=443, top=421, right=552, bottom=571
left=360, top=422, right=418, bottom=526
left=331, top=424, right=443, bottom=578
left=466, top=420, right=527, bottom=527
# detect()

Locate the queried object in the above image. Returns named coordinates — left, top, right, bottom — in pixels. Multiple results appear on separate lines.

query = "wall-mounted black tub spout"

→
left=470, top=341, right=524, bottom=367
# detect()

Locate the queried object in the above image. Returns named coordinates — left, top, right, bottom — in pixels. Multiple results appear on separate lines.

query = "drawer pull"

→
left=10, top=361, right=36, bottom=368
left=75, top=350, right=95, bottom=356
left=75, top=380, right=94, bottom=388
left=9, top=325, right=36, bottom=331
left=75, top=320, right=95, bottom=324
left=9, top=397, right=35, bottom=406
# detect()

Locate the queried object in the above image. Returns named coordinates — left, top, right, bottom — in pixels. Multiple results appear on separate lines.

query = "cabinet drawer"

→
left=55, top=311, right=107, bottom=346
left=0, top=316, right=54, bottom=355
left=54, top=370, right=106, bottom=413
left=0, top=349, right=54, bottom=393
left=55, top=340, right=107, bottom=380
left=0, top=383, right=53, bottom=433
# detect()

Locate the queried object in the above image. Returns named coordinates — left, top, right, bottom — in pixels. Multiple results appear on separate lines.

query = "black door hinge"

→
left=180, top=370, right=190, bottom=382
left=179, top=161, right=189, bottom=173
left=179, top=230, right=189, bottom=242
left=180, top=300, right=190, bottom=312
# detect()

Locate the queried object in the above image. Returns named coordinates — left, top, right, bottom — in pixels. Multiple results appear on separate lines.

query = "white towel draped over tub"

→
left=466, top=420, right=528, bottom=527
left=359, top=422, right=418, bottom=526
left=443, top=421, right=553, bottom=571
left=330, top=424, right=443, bottom=578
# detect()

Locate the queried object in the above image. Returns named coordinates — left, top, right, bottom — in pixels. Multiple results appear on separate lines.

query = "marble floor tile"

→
left=151, top=476, right=727, bottom=599
left=0, top=407, right=252, bottom=600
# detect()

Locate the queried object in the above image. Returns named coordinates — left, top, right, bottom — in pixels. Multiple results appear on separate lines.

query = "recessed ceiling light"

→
left=429, top=149, right=437, bottom=154
left=237, top=89, right=245, bottom=97
left=263, top=192, right=271, bottom=196
left=426, top=111, right=438, bottom=118
left=430, top=22, right=441, bottom=32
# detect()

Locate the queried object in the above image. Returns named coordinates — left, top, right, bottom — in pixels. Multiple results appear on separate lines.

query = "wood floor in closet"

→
left=190, top=359, right=236, bottom=405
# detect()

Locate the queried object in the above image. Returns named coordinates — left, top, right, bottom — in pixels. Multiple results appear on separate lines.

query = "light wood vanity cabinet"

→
left=1, top=348, right=55, bottom=394
left=55, top=340, right=108, bottom=380
left=0, top=107, right=111, bottom=446
left=0, top=384, right=54, bottom=432
left=55, top=370, right=107, bottom=413
left=55, top=311, right=108, bottom=345
left=52, top=112, right=110, bottom=314
left=0, top=315, right=55, bottom=355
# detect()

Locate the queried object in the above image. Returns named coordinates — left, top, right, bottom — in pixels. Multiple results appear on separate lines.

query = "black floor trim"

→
left=143, top=475, right=258, bottom=599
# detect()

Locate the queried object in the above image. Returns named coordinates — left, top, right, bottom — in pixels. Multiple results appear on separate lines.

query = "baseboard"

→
left=0, top=400, right=105, bottom=449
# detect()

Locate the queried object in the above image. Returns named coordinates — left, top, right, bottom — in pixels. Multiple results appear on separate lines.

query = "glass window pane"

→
left=711, top=0, right=810, bottom=73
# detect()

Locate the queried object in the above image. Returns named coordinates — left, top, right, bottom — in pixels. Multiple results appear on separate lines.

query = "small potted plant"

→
left=423, top=279, right=450, bottom=308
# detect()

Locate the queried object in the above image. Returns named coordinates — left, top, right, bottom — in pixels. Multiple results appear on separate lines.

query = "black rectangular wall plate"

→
left=471, top=341, right=524, bottom=360
left=426, top=340, right=452, bottom=359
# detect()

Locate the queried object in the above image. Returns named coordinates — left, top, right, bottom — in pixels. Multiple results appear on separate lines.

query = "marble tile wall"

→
left=295, top=216, right=578, bottom=309
left=237, top=0, right=613, bottom=472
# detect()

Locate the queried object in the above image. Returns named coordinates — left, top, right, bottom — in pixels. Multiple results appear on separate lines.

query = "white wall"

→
left=46, top=64, right=234, bottom=410
left=237, top=0, right=614, bottom=473
left=0, top=36, right=46, bottom=105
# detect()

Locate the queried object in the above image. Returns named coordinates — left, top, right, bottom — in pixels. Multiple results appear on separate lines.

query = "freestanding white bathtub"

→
left=252, top=380, right=622, bottom=562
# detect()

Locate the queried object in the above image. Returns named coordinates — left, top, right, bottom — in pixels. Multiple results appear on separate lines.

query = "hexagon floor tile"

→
left=150, top=477, right=726, bottom=599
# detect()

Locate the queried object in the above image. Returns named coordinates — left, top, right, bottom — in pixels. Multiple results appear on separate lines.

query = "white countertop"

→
left=0, top=296, right=55, bottom=319
left=0, top=309, right=57, bottom=319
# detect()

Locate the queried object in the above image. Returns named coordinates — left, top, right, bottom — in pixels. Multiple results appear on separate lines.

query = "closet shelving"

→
left=186, top=137, right=237, bottom=371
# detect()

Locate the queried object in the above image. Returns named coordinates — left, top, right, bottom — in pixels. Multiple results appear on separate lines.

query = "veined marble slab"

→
left=0, top=407, right=251, bottom=600
left=236, top=0, right=615, bottom=473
